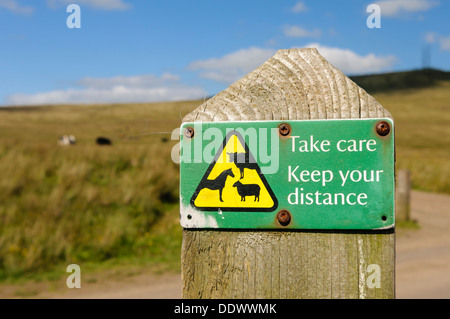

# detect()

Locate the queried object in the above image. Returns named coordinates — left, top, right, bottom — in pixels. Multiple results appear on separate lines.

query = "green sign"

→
left=179, top=119, right=395, bottom=230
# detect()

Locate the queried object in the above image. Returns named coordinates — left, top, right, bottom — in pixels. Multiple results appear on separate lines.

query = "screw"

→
left=279, top=123, right=291, bottom=137
left=376, top=121, right=390, bottom=136
left=184, top=127, right=194, bottom=139
left=277, top=210, right=291, bottom=226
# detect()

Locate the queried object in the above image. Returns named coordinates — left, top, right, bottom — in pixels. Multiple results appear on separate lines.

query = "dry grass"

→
left=0, top=101, right=200, bottom=279
left=373, top=81, right=450, bottom=193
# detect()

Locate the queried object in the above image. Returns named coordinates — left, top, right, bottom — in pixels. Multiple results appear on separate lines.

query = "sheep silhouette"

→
left=199, top=168, right=235, bottom=202
left=227, top=152, right=258, bottom=179
left=233, top=180, right=260, bottom=202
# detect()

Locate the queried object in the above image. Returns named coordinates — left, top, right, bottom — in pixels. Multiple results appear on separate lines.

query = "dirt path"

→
left=396, top=191, right=450, bottom=299
left=1, top=190, right=449, bottom=299
left=0, top=271, right=182, bottom=299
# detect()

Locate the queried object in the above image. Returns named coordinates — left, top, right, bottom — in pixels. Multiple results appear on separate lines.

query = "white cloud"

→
left=284, top=25, right=321, bottom=38
left=439, top=36, right=450, bottom=51
left=0, top=0, right=34, bottom=15
left=5, top=73, right=207, bottom=106
left=188, top=45, right=397, bottom=83
left=76, top=73, right=180, bottom=89
left=47, top=0, right=131, bottom=10
left=188, top=47, right=276, bottom=84
left=292, top=1, right=307, bottom=13
left=425, top=32, right=450, bottom=51
left=425, top=32, right=437, bottom=43
left=375, top=0, right=439, bottom=17
left=305, top=43, right=397, bottom=74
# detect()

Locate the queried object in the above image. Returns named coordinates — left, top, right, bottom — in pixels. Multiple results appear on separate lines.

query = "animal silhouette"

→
left=227, top=152, right=258, bottom=179
left=200, top=168, right=235, bottom=202
left=233, top=180, right=260, bottom=202
left=96, top=136, right=112, bottom=145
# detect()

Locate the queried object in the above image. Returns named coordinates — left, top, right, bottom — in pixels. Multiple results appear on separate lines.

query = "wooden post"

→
left=396, top=169, right=411, bottom=222
left=181, top=48, right=395, bottom=299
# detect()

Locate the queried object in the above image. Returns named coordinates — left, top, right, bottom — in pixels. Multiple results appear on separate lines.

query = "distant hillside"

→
left=350, top=68, right=450, bottom=94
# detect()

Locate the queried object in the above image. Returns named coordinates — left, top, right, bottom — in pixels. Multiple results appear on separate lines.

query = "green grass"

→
left=0, top=79, right=449, bottom=283
left=396, top=219, right=420, bottom=230
left=351, top=68, right=450, bottom=94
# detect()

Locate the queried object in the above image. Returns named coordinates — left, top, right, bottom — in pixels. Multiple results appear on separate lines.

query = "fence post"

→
left=396, top=169, right=411, bottom=222
left=181, top=48, right=395, bottom=299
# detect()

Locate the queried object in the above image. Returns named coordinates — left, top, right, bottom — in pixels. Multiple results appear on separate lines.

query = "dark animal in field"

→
left=227, top=152, right=258, bottom=179
left=233, top=180, right=260, bottom=202
left=96, top=137, right=112, bottom=145
left=199, top=168, right=235, bottom=202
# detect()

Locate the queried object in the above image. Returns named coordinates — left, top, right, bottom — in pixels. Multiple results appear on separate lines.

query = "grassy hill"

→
left=351, top=68, right=450, bottom=94
left=373, top=81, right=450, bottom=195
left=0, top=72, right=449, bottom=283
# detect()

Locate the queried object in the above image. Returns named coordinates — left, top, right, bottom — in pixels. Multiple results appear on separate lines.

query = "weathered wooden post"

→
left=396, top=169, right=411, bottom=222
left=180, top=48, right=395, bottom=299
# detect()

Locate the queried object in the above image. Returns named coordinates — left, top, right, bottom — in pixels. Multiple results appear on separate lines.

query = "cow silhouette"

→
left=227, top=152, right=258, bottom=179
left=233, top=180, right=260, bottom=202
left=199, top=168, right=235, bottom=202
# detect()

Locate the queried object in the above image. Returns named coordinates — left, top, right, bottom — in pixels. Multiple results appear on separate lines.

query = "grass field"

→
left=0, top=79, right=449, bottom=283
left=374, top=81, right=450, bottom=194
left=0, top=101, right=199, bottom=281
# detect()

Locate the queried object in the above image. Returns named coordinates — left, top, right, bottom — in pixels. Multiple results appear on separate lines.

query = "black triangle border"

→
left=190, top=130, right=278, bottom=212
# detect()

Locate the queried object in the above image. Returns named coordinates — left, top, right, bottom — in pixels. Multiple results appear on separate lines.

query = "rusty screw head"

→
left=277, top=210, right=291, bottom=226
left=376, top=121, right=391, bottom=137
left=279, top=123, right=291, bottom=137
left=184, top=127, right=195, bottom=139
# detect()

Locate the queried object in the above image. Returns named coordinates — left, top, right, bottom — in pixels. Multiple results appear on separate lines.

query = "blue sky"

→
left=1, top=0, right=449, bottom=106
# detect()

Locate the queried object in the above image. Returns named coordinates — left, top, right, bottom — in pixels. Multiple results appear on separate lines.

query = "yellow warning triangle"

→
left=191, top=131, right=278, bottom=212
